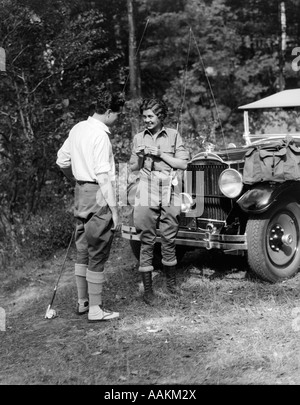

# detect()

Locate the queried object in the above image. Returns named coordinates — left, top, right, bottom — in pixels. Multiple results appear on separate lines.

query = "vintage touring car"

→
left=122, top=89, right=300, bottom=283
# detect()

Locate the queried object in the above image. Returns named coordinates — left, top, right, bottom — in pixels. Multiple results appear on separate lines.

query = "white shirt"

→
left=56, top=116, right=115, bottom=182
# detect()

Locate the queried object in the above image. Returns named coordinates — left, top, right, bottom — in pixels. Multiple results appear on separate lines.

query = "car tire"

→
left=246, top=199, right=300, bottom=282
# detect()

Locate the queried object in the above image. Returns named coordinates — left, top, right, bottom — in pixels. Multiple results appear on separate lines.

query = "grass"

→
left=1, top=234, right=300, bottom=385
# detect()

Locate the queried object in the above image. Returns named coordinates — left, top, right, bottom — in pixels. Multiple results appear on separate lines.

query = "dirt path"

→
left=1, top=234, right=300, bottom=386
left=0, top=234, right=137, bottom=384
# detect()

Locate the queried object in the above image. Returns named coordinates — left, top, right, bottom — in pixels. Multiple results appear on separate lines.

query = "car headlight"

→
left=180, top=192, right=194, bottom=213
left=218, top=169, right=243, bottom=198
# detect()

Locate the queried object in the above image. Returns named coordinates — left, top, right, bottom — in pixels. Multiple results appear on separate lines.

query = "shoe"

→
left=164, top=265, right=182, bottom=295
left=76, top=300, right=89, bottom=315
left=141, top=271, right=157, bottom=306
left=143, top=290, right=157, bottom=306
left=88, top=305, right=119, bottom=322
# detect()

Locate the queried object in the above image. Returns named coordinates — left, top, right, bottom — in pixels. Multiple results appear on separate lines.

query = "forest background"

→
left=1, top=0, right=300, bottom=269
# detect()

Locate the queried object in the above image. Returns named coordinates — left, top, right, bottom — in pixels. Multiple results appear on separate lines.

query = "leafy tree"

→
left=133, top=0, right=300, bottom=150
left=0, top=0, right=129, bottom=223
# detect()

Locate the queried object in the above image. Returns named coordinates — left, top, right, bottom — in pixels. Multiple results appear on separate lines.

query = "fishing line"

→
left=190, top=27, right=227, bottom=154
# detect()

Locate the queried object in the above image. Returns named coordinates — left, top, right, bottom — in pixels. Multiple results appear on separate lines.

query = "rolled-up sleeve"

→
left=56, top=138, right=71, bottom=168
left=174, top=133, right=190, bottom=160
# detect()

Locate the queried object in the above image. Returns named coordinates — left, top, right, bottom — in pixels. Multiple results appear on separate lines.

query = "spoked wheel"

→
left=246, top=200, right=300, bottom=282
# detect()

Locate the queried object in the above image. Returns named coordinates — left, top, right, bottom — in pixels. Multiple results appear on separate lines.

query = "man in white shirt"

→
left=56, top=91, right=125, bottom=322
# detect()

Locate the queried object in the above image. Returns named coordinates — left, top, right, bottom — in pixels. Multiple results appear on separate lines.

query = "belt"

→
left=76, top=180, right=98, bottom=185
left=142, top=169, right=173, bottom=176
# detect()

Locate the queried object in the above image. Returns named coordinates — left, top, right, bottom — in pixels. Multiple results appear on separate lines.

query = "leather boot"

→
left=141, top=271, right=156, bottom=305
left=164, top=265, right=181, bottom=295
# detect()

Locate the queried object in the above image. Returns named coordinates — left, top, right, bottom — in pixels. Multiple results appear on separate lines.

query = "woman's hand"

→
left=135, top=145, right=145, bottom=157
left=145, top=146, right=161, bottom=157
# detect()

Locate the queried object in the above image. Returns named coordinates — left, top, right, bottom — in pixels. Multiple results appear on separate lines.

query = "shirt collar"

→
left=87, top=116, right=111, bottom=133
left=143, top=126, right=167, bottom=138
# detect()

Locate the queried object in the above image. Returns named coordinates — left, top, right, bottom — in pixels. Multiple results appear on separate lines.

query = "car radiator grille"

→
left=181, top=161, right=232, bottom=225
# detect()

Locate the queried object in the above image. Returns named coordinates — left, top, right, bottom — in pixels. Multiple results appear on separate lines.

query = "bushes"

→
left=0, top=204, right=74, bottom=271
left=20, top=209, right=75, bottom=259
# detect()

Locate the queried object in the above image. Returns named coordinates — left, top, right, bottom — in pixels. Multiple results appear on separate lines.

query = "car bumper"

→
left=121, top=225, right=248, bottom=251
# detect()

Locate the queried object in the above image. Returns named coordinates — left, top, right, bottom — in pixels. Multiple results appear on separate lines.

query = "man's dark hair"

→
left=139, top=98, right=168, bottom=121
left=89, top=91, right=125, bottom=116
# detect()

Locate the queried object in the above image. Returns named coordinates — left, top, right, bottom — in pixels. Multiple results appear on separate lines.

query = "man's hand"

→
left=111, top=210, right=121, bottom=232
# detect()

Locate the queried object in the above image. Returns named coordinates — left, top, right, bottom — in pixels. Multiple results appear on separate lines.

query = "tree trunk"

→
left=127, top=0, right=141, bottom=136
left=278, top=1, right=286, bottom=91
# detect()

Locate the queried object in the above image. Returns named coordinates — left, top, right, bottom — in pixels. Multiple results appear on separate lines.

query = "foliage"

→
left=2, top=0, right=300, bottom=263
left=19, top=208, right=75, bottom=259
left=0, top=0, right=127, bottom=223
left=135, top=0, right=300, bottom=148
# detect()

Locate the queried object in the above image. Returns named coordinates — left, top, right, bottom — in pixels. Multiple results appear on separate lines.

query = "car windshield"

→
left=247, top=108, right=300, bottom=144
left=239, top=89, right=300, bottom=146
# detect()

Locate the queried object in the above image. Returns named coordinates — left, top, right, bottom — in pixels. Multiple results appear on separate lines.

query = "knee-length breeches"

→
left=74, top=183, right=114, bottom=272
left=134, top=170, right=180, bottom=272
left=134, top=200, right=181, bottom=272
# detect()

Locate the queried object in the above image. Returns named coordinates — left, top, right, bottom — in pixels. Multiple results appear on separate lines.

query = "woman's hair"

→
left=89, top=91, right=125, bottom=115
left=139, top=98, right=168, bottom=121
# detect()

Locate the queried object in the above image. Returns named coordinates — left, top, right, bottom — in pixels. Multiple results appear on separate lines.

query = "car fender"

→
left=237, top=182, right=300, bottom=214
